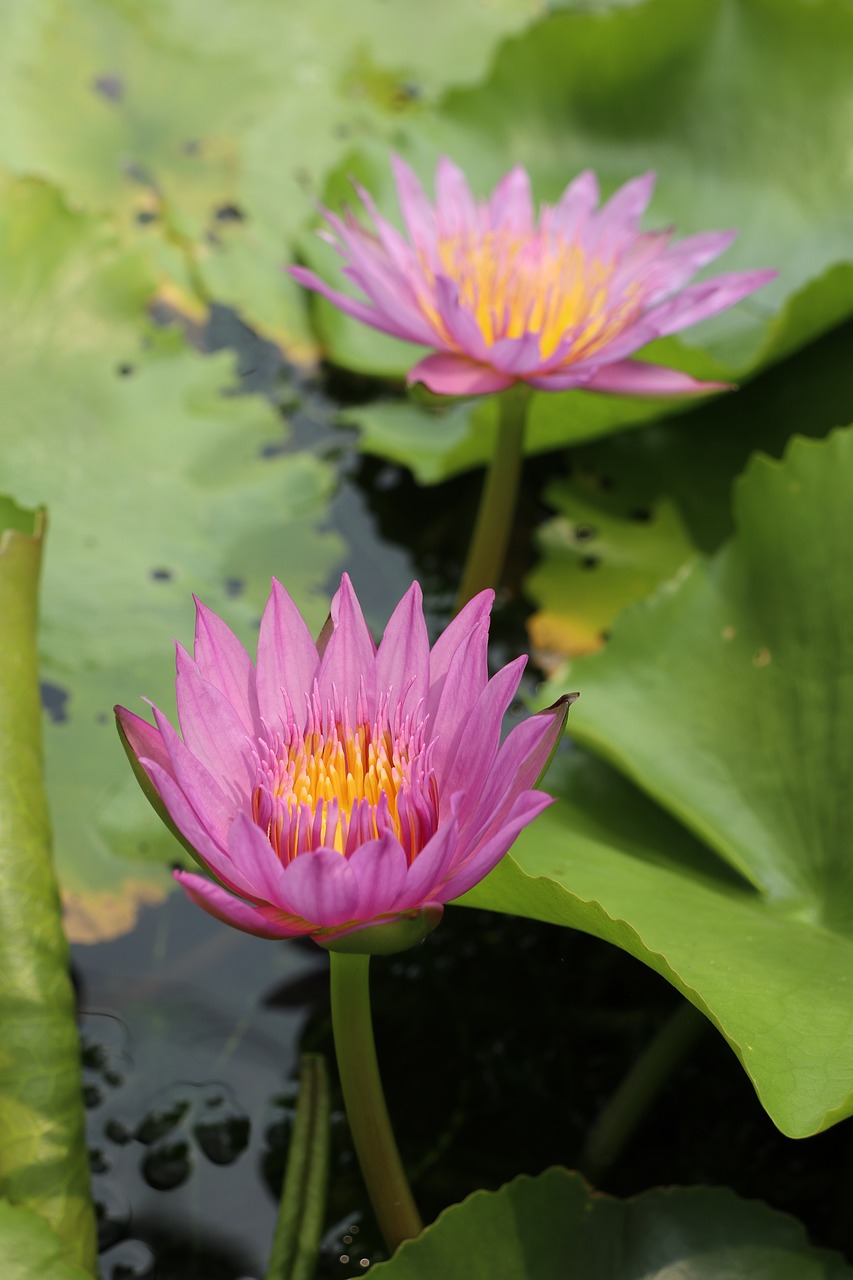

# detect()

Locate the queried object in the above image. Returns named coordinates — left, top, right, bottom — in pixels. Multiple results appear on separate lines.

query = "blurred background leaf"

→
left=0, top=175, right=344, bottom=940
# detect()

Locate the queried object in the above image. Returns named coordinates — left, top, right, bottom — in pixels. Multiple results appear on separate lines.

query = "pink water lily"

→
left=116, top=577, right=571, bottom=947
left=290, top=156, right=775, bottom=398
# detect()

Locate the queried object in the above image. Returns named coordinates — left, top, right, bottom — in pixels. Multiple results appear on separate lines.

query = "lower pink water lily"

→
left=116, top=577, right=571, bottom=949
left=290, top=156, right=775, bottom=398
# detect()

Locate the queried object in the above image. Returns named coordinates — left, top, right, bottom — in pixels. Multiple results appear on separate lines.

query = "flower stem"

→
left=265, top=1053, right=330, bottom=1280
left=579, top=1000, right=706, bottom=1185
left=454, top=385, right=532, bottom=612
left=329, top=951, right=423, bottom=1253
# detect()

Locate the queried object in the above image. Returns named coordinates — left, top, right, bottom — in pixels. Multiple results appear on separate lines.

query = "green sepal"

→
left=316, top=905, right=443, bottom=955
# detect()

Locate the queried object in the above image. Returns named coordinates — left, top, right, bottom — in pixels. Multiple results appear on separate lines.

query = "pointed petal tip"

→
left=550, top=690, right=580, bottom=710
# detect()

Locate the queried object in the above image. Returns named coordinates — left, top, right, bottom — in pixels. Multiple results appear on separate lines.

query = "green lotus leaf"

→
left=0, top=174, right=343, bottom=941
left=0, top=0, right=536, bottom=355
left=371, top=1168, right=852, bottom=1279
left=467, top=427, right=853, bottom=1136
left=525, top=314, right=853, bottom=665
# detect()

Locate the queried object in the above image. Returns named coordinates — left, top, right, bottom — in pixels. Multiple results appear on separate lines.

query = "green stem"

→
left=265, top=1054, right=330, bottom=1280
left=579, top=1000, right=706, bottom=1186
left=454, top=385, right=532, bottom=612
left=329, top=952, right=422, bottom=1252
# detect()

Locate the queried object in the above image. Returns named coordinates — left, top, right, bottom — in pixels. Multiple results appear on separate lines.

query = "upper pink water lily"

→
left=290, top=156, right=775, bottom=398
left=116, top=577, right=571, bottom=948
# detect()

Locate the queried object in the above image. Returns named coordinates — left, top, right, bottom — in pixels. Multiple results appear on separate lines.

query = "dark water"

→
left=74, top=311, right=853, bottom=1278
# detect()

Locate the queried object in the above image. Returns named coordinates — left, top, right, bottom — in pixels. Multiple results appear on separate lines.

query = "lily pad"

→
left=526, top=313, right=853, bottom=665
left=527, top=483, right=695, bottom=665
left=0, top=176, right=343, bottom=941
left=467, top=427, right=853, bottom=1136
left=0, top=0, right=538, bottom=356
left=371, top=1168, right=852, bottom=1279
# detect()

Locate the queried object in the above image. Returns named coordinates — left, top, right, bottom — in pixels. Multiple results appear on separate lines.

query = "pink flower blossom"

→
left=116, top=577, right=571, bottom=948
left=290, top=156, right=775, bottom=398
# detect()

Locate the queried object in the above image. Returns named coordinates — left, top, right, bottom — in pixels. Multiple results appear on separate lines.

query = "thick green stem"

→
left=454, top=385, right=532, bottom=612
left=580, top=1000, right=706, bottom=1186
left=329, top=952, right=422, bottom=1253
left=265, top=1053, right=330, bottom=1280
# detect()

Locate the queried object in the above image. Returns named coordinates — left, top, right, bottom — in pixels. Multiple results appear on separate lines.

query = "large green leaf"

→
left=308, top=0, right=853, bottom=468
left=0, top=175, right=343, bottom=941
left=0, top=499, right=96, bottom=1273
left=468, top=428, right=853, bottom=1136
left=0, top=0, right=538, bottom=355
left=0, top=1202, right=94, bottom=1280
left=371, top=1168, right=852, bottom=1279
left=526, top=313, right=853, bottom=663
left=568, top=428, right=853, bottom=913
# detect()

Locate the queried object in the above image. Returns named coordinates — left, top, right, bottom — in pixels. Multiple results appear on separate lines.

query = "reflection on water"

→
left=75, top=891, right=327, bottom=1279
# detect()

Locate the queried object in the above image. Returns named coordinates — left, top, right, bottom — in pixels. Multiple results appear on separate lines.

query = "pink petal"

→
left=440, top=791, right=553, bottom=900
left=589, top=172, right=656, bottom=251
left=488, top=332, right=548, bottom=376
left=550, top=169, right=600, bottom=238
left=350, top=179, right=421, bottom=276
left=642, top=230, right=738, bottom=303
left=256, top=578, right=319, bottom=732
left=489, top=165, right=534, bottom=235
left=116, top=706, right=173, bottom=778
left=347, top=830, right=410, bottom=918
left=442, top=655, right=528, bottom=821
left=151, top=703, right=235, bottom=845
left=338, top=245, right=438, bottom=344
left=559, top=315, right=660, bottom=371
left=515, top=365, right=594, bottom=392
left=317, top=574, right=377, bottom=712
left=227, top=811, right=289, bottom=904
left=581, top=360, right=731, bottom=397
left=435, top=155, right=479, bottom=240
left=174, top=870, right=309, bottom=939
left=375, top=581, right=430, bottom=721
left=143, top=760, right=260, bottom=900
left=645, top=269, right=777, bottom=337
left=395, top=811, right=461, bottom=909
left=288, top=265, right=432, bottom=345
left=433, top=275, right=490, bottom=361
left=458, top=697, right=572, bottom=853
left=407, top=353, right=514, bottom=396
left=488, top=699, right=569, bottom=795
left=429, top=616, right=491, bottom=778
left=427, top=589, right=493, bottom=707
left=175, top=645, right=255, bottom=799
left=279, top=850, right=360, bottom=927
left=392, top=154, right=438, bottom=262
left=193, top=597, right=259, bottom=734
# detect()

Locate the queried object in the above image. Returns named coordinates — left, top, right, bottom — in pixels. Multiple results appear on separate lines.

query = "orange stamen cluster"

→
left=251, top=696, right=438, bottom=864
left=419, top=227, right=638, bottom=362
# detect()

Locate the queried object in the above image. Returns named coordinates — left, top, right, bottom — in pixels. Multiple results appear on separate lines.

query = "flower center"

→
left=251, top=693, right=439, bottom=864
left=423, top=226, right=639, bottom=362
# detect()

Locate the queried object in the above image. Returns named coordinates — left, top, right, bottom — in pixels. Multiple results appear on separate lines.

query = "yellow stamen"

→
left=252, top=720, right=416, bottom=859
left=418, top=228, right=638, bottom=362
